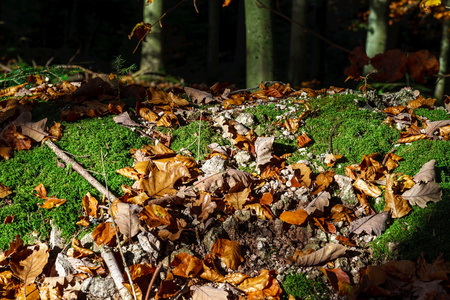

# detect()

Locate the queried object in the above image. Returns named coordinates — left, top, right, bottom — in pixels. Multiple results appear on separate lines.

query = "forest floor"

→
left=0, top=67, right=449, bottom=299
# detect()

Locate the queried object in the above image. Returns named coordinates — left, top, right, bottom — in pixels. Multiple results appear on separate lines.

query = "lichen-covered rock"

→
left=334, top=174, right=358, bottom=206
left=83, top=277, right=116, bottom=298
left=201, top=155, right=227, bottom=175
left=235, top=112, right=256, bottom=128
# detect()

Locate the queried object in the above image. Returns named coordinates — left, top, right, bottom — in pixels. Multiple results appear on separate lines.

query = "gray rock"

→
left=123, top=243, right=147, bottom=266
left=80, top=232, right=99, bottom=252
left=203, top=226, right=224, bottom=253
left=235, top=113, right=256, bottom=128
left=84, top=277, right=116, bottom=298
left=235, top=210, right=251, bottom=222
left=334, top=257, right=351, bottom=272
left=334, top=175, right=358, bottom=206
left=201, top=156, right=227, bottom=175
left=162, top=247, right=194, bottom=267
left=137, top=231, right=161, bottom=262
left=54, top=253, right=74, bottom=277
left=49, top=220, right=65, bottom=250
left=222, top=216, right=239, bottom=241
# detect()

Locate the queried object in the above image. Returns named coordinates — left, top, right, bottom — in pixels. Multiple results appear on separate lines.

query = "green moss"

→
left=0, top=114, right=147, bottom=249
left=170, top=120, right=230, bottom=160
left=414, top=108, right=450, bottom=122
left=244, top=103, right=285, bottom=124
left=282, top=272, right=329, bottom=300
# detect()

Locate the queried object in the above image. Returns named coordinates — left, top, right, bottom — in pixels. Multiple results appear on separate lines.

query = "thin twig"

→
left=328, top=121, right=343, bottom=154
left=145, top=262, right=162, bottom=300
left=171, top=280, right=190, bottom=300
left=100, top=147, right=138, bottom=300
left=197, top=112, right=202, bottom=162
left=60, top=227, right=89, bottom=254
left=255, top=0, right=352, bottom=54
left=381, top=147, right=396, bottom=166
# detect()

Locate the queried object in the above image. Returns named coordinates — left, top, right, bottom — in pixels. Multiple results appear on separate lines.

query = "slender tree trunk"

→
left=234, top=0, right=246, bottom=86
left=244, top=0, right=274, bottom=88
left=288, top=0, right=308, bottom=86
left=434, top=17, right=450, bottom=105
left=207, top=0, right=220, bottom=83
left=363, top=0, right=389, bottom=75
left=140, top=0, right=163, bottom=73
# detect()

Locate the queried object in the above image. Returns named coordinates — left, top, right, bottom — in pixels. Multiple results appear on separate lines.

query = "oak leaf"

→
left=402, top=181, right=442, bottom=208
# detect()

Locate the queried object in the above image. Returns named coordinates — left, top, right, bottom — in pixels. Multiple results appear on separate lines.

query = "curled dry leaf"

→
left=211, top=238, right=243, bottom=270
left=384, top=174, right=411, bottom=219
left=245, top=203, right=273, bottom=220
left=194, top=169, right=256, bottom=193
left=116, top=166, right=140, bottom=180
left=349, top=211, right=388, bottom=236
left=92, top=222, right=116, bottom=246
left=49, top=122, right=62, bottom=141
left=318, top=267, right=351, bottom=293
left=295, top=243, right=347, bottom=266
left=67, top=238, right=94, bottom=258
left=296, top=133, right=311, bottom=148
left=238, top=269, right=270, bottom=293
left=139, top=204, right=171, bottom=227
left=184, top=86, right=216, bottom=104
left=290, top=163, right=312, bottom=188
left=139, top=107, right=159, bottom=122
left=82, top=192, right=98, bottom=218
left=353, top=178, right=382, bottom=198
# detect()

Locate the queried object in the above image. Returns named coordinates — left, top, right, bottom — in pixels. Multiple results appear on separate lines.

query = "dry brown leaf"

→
left=313, top=170, right=335, bottom=194
left=81, top=192, right=98, bottom=218
left=115, top=202, right=141, bottom=238
left=295, top=243, right=347, bottom=266
left=13, top=112, right=47, bottom=142
left=413, top=159, right=436, bottom=183
left=48, top=122, right=62, bottom=141
left=402, top=181, right=442, bottom=208
left=129, top=263, right=156, bottom=281
left=211, top=238, right=243, bottom=270
left=140, top=161, right=189, bottom=198
left=353, top=178, right=382, bottom=198
left=318, top=267, right=351, bottom=293
left=197, top=193, right=217, bottom=221
left=331, top=204, right=356, bottom=223
left=238, top=269, right=270, bottom=293
left=139, top=204, right=172, bottom=227
left=324, top=153, right=343, bottom=167
left=191, top=286, right=228, bottom=300
left=279, top=209, right=308, bottom=226
left=397, top=133, right=428, bottom=143
left=424, top=120, right=450, bottom=137
left=244, top=203, right=273, bottom=220
left=67, top=238, right=94, bottom=258
left=2, top=124, right=32, bottom=150
left=193, top=169, right=256, bottom=193
left=224, top=272, right=249, bottom=285
left=92, top=222, right=116, bottom=246
left=384, top=174, right=411, bottom=218
left=184, top=87, right=216, bottom=104
left=305, top=191, right=331, bottom=215
left=0, top=183, right=12, bottom=198
left=349, top=212, right=388, bottom=236
left=290, top=163, right=312, bottom=188
left=284, top=119, right=299, bottom=134
left=296, top=133, right=311, bottom=148
left=123, top=283, right=143, bottom=300
left=170, top=253, right=203, bottom=278
left=10, top=243, right=49, bottom=287
left=116, top=166, right=141, bottom=180
left=139, top=107, right=159, bottom=122
left=255, top=136, right=274, bottom=167
left=0, top=146, right=13, bottom=160
left=225, top=187, right=251, bottom=210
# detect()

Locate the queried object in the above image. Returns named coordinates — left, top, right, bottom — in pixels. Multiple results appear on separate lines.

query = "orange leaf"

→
left=211, top=239, right=243, bottom=270
left=296, top=133, right=311, bottom=148
left=129, top=263, right=156, bottom=281
left=384, top=174, right=411, bottom=218
left=37, top=197, right=66, bottom=209
left=48, top=122, right=62, bottom=141
left=170, top=253, right=203, bottom=278
left=92, top=222, right=116, bottom=246
left=139, top=204, right=172, bottom=227
left=10, top=243, right=49, bottom=287
left=82, top=192, right=98, bottom=218
left=279, top=209, right=308, bottom=226
left=319, top=267, right=351, bottom=292
left=238, top=269, right=270, bottom=293
left=67, top=238, right=94, bottom=258
left=225, top=187, right=251, bottom=210
left=0, top=183, right=12, bottom=198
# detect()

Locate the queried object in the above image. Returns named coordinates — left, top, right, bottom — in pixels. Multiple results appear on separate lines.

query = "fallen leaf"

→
left=384, top=174, right=411, bottom=218
left=92, top=222, right=116, bottom=246
left=402, top=181, right=442, bottom=208
left=139, top=161, right=189, bottom=197
left=255, top=136, right=274, bottom=167
left=170, top=253, right=203, bottom=278
left=318, top=267, right=351, bottom=292
left=13, top=112, right=47, bottom=142
left=238, top=269, right=270, bottom=293
left=191, top=285, right=228, bottom=300
left=305, top=191, right=331, bottom=215
left=48, top=122, right=62, bottom=141
left=82, top=192, right=98, bottom=218
left=349, top=211, right=388, bottom=236
left=353, top=178, right=382, bottom=198
left=225, top=187, right=251, bottom=210
left=296, top=133, right=311, bottom=148
left=211, top=238, right=243, bottom=270
left=184, top=87, right=216, bottom=104
left=139, top=204, right=172, bottom=227
left=413, top=159, right=436, bottom=183
left=0, top=183, right=12, bottom=198
left=280, top=209, right=309, bottom=226
left=295, top=243, right=347, bottom=266
left=115, top=202, right=141, bottom=238
left=10, top=243, right=49, bottom=287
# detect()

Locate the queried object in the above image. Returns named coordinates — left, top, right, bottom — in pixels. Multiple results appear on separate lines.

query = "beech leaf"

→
left=295, top=243, right=347, bottom=266
left=255, top=136, right=274, bottom=167
left=10, top=243, right=49, bottom=286
left=384, top=174, right=411, bottom=218
left=211, top=238, right=243, bottom=270
left=191, top=285, right=228, bottom=300
left=115, top=202, right=141, bottom=238
left=349, top=212, right=388, bottom=236
left=13, top=111, right=47, bottom=142
left=402, top=181, right=442, bottom=208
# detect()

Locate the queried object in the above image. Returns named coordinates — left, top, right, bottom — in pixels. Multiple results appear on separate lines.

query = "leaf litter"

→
left=0, top=76, right=449, bottom=299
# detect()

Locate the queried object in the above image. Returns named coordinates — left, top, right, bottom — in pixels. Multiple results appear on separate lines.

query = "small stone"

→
left=201, top=156, right=227, bottom=175
left=235, top=113, right=256, bottom=128
left=203, top=227, right=224, bottom=253
left=54, top=253, right=74, bottom=277
left=334, top=175, right=358, bottom=206
left=80, top=232, right=99, bottom=252
left=335, top=257, right=351, bottom=272
left=86, top=277, right=116, bottom=298
left=137, top=232, right=161, bottom=261
left=234, top=150, right=252, bottom=167
left=222, top=216, right=239, bottom=241
left=49, top=220, right=65, bottom=250
left=235, top=210, right=251, bottom=222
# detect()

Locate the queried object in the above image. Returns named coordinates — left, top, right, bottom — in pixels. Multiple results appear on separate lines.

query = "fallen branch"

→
left=44, top=139, right=135, bottom=300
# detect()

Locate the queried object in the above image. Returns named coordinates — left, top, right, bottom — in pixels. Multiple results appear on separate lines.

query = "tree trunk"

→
left=244, top=0, right=274, bottom=88
left=363, top=0, right=389, bottom=75
left=288, top=0, right=308, bottom=86
left=207, top=0, right=220, bottom=83
left=140, top=0, right=163, bottom=73
left=434, top=17, right=450, bottom=106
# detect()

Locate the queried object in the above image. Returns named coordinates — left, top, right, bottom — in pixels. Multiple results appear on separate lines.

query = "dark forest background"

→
left=0, top=0, right=444, bottom=90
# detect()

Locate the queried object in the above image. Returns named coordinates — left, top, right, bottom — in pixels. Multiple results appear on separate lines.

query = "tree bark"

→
left=364, top=0, right=389, bottom=75
left=140, top=0, right=163, bottom=73
left=207, top=0, right=220, bottom=83
left=434, top=16, right=450, bottom=106
left=288, top=0, right=308, bottom=86
left=245, top=0, right=274, bottom=88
